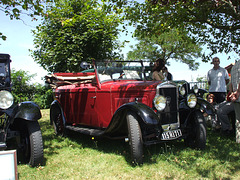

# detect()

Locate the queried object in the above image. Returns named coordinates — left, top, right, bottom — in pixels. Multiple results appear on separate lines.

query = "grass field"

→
left=17, top=109, right=240, bottom=179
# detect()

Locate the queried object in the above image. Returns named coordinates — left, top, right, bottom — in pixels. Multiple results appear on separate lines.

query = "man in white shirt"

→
left=207, top=57, right=230, bottom=104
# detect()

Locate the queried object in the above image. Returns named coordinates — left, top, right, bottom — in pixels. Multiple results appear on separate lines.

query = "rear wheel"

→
left=185, top=110, right=206, bottom=150
left=19, top=121, right=44, bottom=167
left=126, top=112, right=143, bottom=165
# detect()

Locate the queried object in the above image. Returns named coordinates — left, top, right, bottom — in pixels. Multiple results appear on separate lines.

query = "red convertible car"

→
left=46, top=61, right=208, bottom=164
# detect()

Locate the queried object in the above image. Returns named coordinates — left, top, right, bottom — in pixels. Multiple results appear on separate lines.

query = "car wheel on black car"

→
left=51, top=106, right=64, bottom=136
left=184, top=110, right=206, bottom=150
left=126, top=112, right=143, bottom=165
left=19, top=121, right=44, bottom=167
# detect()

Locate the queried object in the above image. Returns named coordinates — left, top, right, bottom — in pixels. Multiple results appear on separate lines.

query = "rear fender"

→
left=104, top=102, right=160, bottom=135
left=14, top=101, right=41, bottom=121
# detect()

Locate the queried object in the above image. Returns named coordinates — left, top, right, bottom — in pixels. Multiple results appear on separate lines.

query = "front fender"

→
left=50, top=100, right=66, bottom=126
left=14, top=101, right=42, bottom=121
left=179, top=97, right=213, bottom=112
left=104, top=102, right=160, bottom=135
left=197, top=97, right=215, bottom=115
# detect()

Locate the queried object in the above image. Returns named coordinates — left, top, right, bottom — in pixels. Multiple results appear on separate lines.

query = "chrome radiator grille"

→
left=158, top=86, right=178, bottom=125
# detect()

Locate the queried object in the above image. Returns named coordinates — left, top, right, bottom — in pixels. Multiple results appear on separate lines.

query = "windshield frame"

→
left=95, top=61, right=152, bottom=83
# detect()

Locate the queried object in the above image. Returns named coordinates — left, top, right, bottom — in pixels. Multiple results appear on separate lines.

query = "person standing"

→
left=152, top=58, right=165, bottom=81
left=229, top=60, right=240, bottom=143
left=207, top=57, right=230, bottom=104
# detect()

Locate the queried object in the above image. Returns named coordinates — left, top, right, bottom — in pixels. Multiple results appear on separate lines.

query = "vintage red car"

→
left=46, top=61, right=208, bottom=164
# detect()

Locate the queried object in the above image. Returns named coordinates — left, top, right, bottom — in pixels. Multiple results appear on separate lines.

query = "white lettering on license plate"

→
left=161, top=129, right=182, bottom=140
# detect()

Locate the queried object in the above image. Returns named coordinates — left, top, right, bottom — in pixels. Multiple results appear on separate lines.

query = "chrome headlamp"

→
left=0, top=90, right=14, bottom=109
left=193, top=84, right=199, bottom=94
left=179, top=85, right=186, bottom=96
left=187, top=94, right=197, bottom=108
left=153, top=95, right=166, bottom=111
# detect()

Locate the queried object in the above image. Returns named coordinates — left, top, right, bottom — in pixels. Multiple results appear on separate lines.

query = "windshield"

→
left=96, top=61, right=153, bottom=82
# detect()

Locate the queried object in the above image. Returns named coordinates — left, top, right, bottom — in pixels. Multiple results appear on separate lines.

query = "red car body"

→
left=56, top=74, right=158, bottom=128
left=47, top=61, right=208, bottom=164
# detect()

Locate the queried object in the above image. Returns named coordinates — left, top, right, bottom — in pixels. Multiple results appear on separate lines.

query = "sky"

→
left=0, top=12, right=239, bottom=84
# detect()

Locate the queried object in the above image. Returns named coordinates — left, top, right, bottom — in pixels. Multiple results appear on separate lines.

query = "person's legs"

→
left=217, top=102, right=235, bottom=131
left=211, top=92, right=226, bottom=104
left=234, top=103, right=240, bottom=143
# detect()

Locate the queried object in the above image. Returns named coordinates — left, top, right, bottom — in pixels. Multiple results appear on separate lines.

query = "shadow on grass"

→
left=39, top=116, right=240, bottom=178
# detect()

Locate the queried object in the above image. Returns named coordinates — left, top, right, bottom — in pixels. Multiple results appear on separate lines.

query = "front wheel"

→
left=184, top=110, right=206, bottom=150
left=19, top=121, right=44, bottom=167
left=51, top=106, right=64, bottom=136
left=126, top=112, right=143, bottom=165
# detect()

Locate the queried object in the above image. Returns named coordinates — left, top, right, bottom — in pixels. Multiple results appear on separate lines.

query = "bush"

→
left=33, top=84, right=53, bottom=109
left=11, top=69, right=53, bottom=109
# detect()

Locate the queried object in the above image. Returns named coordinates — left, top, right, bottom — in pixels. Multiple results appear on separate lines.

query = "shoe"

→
left=212, top=125, right=221, bottom=132
left=221, top=129, right=234, bottom=136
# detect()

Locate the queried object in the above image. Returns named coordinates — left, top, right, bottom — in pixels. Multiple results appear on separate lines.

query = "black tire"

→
left=185, top=110, right=206, bottom=150
left=51, top=106, right=64, bottom=136
left=126, top=112, right=143, bottom=165
left=20, top=121, right=44, bottom=167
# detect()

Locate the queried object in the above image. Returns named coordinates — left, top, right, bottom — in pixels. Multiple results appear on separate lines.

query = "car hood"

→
left=100, top=80, right=160, bottom=91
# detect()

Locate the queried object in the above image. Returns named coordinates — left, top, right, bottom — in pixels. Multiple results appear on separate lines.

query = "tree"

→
left=123, top=0, right=240, bottom=61
left=127, top=28, right=202, bottom=70
left=0, top=0, right=51, bottom=41
left=31, top=0, right=122, bottom=73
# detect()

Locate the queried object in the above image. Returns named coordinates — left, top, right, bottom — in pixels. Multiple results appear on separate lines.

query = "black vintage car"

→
left=46, top=61, right=211, bottom=165
left=0, top=53, right=43, bottom=167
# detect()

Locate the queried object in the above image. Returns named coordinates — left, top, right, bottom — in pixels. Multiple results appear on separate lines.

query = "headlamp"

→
left=0, top=90, right=14, bottom=109
left=187, top=94, right=197, bottom=108
left=153, top=95, right=166, bottom=111
left=179, top=85, right=186, bottom=96
left=193, top=84, right=199, bottom=94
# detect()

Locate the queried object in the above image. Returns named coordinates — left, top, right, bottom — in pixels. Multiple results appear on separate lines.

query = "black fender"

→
left=14, top=101, right=42, bottom=121
left=179, top=97, right=209, bottom=127
left=50, top=100, right=66, bottom=127
left=197, top=97, right=215, bottom=115
left=179, top=97, right=209, bottom=128
left=104, top=101, right=160, bottom=135
left=179, top=96, right=214, bottom=113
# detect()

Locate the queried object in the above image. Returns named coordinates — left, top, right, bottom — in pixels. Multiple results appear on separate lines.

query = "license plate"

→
left=161, top=129, right=182, bottom=140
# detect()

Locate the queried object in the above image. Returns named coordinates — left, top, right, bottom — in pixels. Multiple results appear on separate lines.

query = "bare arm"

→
left=152, top=71, right=164, bottom=81
left=230, top=82, right=240, bottom=102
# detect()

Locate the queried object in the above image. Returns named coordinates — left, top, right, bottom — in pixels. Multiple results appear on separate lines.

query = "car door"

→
left=68, top=86, right=99, bottom=127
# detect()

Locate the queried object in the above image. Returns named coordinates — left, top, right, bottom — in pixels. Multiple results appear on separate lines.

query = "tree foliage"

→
left=31, top=0, right=123, bottom=73
left=127, top=28, right=202, bottom=70
left=122, top=0, right=240, bottom=61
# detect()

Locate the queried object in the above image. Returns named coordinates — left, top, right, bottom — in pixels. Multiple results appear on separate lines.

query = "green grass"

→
left=17, top=109, right=240, bottom=179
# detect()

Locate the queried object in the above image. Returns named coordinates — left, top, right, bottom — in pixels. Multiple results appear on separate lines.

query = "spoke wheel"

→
left=51, top=106, right=64, bottom=136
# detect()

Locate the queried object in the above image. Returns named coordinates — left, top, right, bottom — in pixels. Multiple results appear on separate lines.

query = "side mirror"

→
left=80, top=62, right=91, bottom=69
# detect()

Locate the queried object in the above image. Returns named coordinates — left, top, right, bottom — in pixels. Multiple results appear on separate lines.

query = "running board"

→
left=65, top=125, right=104, bottom=136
